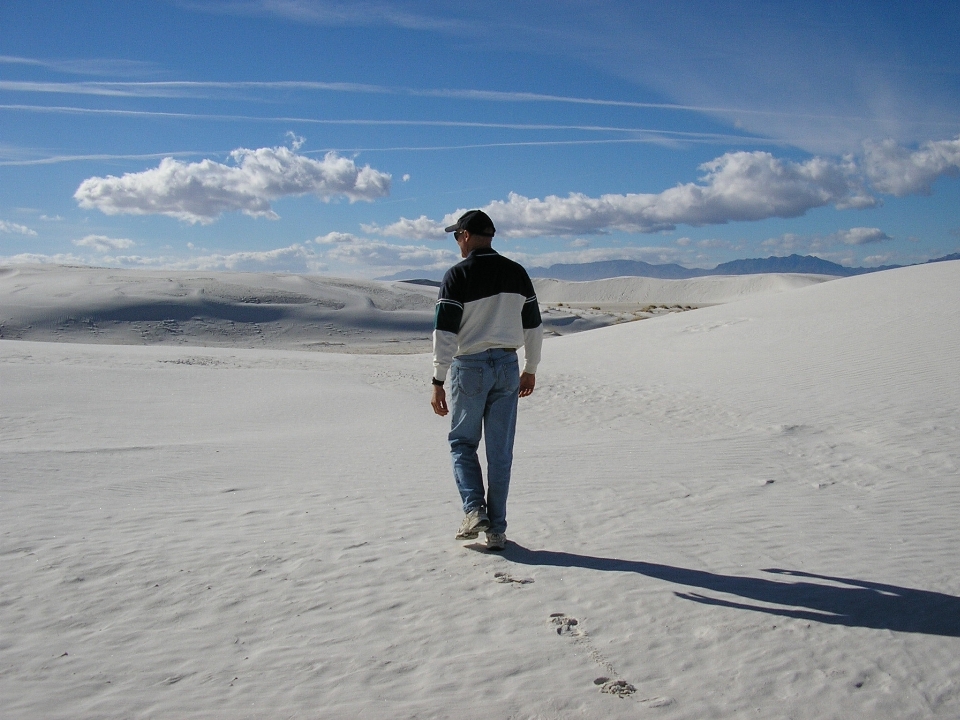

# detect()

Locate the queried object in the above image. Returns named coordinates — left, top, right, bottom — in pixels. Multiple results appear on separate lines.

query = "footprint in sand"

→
left=549, top=612, right=583, bottom=636
left=594, top=676, right=674, bottom=705
left=494, top=571, right=534, bottom=585
left=550, top=614, right=673, bottom=705
left=594, top=677, right=637, bottom=697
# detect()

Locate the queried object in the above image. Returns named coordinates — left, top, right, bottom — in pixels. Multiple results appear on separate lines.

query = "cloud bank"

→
left=73, top=234, right=135, bottom=252
left=834, top=227, right=892, bottom=246
left=314, top=232, right=458, bottom=270
left=372, top=140, right=960, bottom=240
left=1, top=236, right=458, bottom=278
left=1, top=244, right=331, bottom=274
left=361, top=215, right=446, bottom=240
left=147, top=244, right=328, bottom=273
left=760, top=227, right=893, bottom=258
left=74, top=147, right=391, bottom=224
left=372, top=151, right=876, bottom=239
left=0, top=220, right=38, bottom=236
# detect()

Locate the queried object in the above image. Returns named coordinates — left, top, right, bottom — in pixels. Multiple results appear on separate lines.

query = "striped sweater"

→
left=433, top=248, right=543, bottom=383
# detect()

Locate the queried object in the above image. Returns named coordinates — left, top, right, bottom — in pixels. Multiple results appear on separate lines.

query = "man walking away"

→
left=430, top=210, right=543, bottom=551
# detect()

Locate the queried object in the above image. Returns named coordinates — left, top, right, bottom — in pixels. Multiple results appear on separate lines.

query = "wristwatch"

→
left=431, top=378, right=444, bottom=386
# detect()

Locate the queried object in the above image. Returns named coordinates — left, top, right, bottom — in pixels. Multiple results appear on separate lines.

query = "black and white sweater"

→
left=432, top=248, right=543, bottom=383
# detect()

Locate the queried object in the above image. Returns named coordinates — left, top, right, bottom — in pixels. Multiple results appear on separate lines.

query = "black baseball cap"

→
left=444, top=210, right=496, bottom=237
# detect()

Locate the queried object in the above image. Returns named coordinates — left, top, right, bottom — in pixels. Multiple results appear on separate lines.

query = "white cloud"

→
left=285, top=131, right=306, bottom=150
left=378, top=151, right=875, bottom=239
left=675, top=237, right=692, bottom=246
left=696, top=238, right=730, bottom=249
left=760, top=233, right=804, bottom=252
left=862, top=254, right=895, bottom=266
left=370, top=139, right=960, bottom=245
left=73, top=234, right=135, bottom=252
left=0, top=252, right=86, bottom=265
left=760, top=226, right=892, bottom=255
left=863, top=136, right=960, bottom=196
left=833, top=227, right=891, bottom=245
left=0, top=225, right=450, bottom=276
left=0, top=220, right=38, bottom=236
left=362, top=214, right=447, bottom=240
left=313, top=232, right=361, bottom=245
left=74, top=147, right=392, bottom=224
left=111, top=244, right=327, bottom=272
left=313, top=232, right=458, bottom=269
left=0, top=244, right=328, bottom=274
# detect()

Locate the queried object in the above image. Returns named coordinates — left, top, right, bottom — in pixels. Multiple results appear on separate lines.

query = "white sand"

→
left=533, top=272, right=833, bottom=305
left=2, top=261, right=959, bottom=718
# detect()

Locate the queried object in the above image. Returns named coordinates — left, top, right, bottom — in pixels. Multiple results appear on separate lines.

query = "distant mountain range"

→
left=528, top=253, right=960, bottom=281
left=386, top=253, right=960, bottom=284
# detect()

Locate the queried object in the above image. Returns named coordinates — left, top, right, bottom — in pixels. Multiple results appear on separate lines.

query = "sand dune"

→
left=2, top=260, right=959, bottom=718
left=1, top=264, right=836, bottom=351
left=533, top=271, right=833, bottom=305
left=0, top=264, right=439, bottom=353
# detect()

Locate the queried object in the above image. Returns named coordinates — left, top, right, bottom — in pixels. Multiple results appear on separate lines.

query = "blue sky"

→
left=1, top=0, right=959, bottom=279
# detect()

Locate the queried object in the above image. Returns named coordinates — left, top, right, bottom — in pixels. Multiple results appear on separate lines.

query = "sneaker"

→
left=485, top=531, right=507, bottom=551
left=455, top=508, right=490, bottom=540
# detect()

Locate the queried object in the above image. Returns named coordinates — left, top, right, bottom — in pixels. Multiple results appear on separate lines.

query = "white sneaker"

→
left=485, top=531, right=507, bottom=551
left=455, top=509, right=490, bottom=540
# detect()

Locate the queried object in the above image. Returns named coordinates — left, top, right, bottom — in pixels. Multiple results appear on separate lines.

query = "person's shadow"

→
left=500, top=544, right=960, bottom=637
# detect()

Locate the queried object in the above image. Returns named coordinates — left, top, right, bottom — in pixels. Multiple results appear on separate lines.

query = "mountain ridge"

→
left=383, top=252, right=960, bottom=283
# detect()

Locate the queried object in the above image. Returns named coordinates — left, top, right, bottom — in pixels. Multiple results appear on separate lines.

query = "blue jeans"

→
left=448, top=348, right=520, bottom=535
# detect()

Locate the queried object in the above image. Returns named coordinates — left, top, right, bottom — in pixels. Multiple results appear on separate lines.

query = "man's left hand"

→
left=519, top=372, right=536, bottom=398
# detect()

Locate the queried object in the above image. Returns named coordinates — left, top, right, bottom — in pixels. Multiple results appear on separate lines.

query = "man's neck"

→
left=461, top=237, right=494, bottom=257
left=468, top=245, right=496, bottom=256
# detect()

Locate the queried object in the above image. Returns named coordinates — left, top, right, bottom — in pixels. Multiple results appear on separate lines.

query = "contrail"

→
left=3, top=79, right=948, bottom=126
left=0, top=151, right=219, bottom=167
left=0, top=104, right=772, bottom=140
left=0, top=136, right=785, bottom=167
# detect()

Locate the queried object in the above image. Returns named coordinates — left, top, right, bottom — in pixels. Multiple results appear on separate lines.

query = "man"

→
left=430, top=209, right=543, bottom=551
